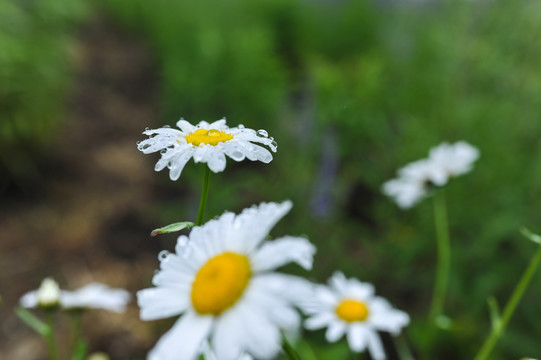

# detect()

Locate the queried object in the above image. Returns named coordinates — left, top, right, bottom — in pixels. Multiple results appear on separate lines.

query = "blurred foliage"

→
left=5, top=0, right=541, bottom=358
left=101, top=0, right=541, bottom=358
left=0, top=0, right=86, bottom=185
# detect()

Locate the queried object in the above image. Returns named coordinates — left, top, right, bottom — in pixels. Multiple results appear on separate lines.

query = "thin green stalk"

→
left=428, top=190, right=451, bottom=323
left=45, top=311, right=60, bottom=360
left=282, top=336, right=301, bottom=360
left=69, top=310, right=84, bottom=359
left=196, top=166, right=211, bottom=226
left=473, top=244, right=541, bottom=360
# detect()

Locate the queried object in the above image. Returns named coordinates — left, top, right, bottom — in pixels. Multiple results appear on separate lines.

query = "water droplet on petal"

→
left=145, top=127, right=150, bottom=131
left=238, top=124, right=245, bottom=129
left=158, top=250, right=170, bottom=261
left=256, top=129, right=268, bottom=137
left=163, top=125, right=171, bottom=128
left=271, top=140, right=278, bottom=150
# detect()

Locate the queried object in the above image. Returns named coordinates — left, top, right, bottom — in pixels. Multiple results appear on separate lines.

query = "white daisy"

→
left=382, top=141, right=479, bottom=208
left=427, top=141, right=480, bottom=184
left=137, top=118, right=277, bottom=180
left=304, top=272, right=409, bottom=360
left=21, top=281, right=130, bottom=313
left=137, top=201, right=316, bottom=360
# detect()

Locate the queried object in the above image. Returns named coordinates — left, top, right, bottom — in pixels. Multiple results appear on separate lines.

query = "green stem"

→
left=473, top=244, right=541, bottom=360
left=428, top=190, right=451, bottom=323
left=69, top=310, right=83, bottom=358
left=282, top=336, right=301, bottom=360
left=45, top=311, right=60, bottom=360
left=196, top=166, right=211, bottom=226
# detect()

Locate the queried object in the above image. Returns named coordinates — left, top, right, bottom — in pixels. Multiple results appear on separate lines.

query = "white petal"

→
left=304, top=312, right=335, bottom=330
left=250, top=273, right=314, bottom=310
left=168, top=150, right=194, bottom=181
left=207, top=150, right=227, bottom=173
left=325, top=321, right=347, bottom=342
left=176, top=119, right=196, bottom=133
left=148, top=311, right=213, bottom=360
left=347, top=324, right=369, bottom=353
left=20, top=291, right=38, bottom=308
left=137, top=287, right=190, bottom=321
left=239, top=302, right=282, bottom=359
left=212, top=307, right=247, bottom=360
left=369, top=298, right=410, bottom=334
left=208, top=118, right=227, bottom=129
left=232, top=201, right=292, bottom=253
left=329, top=272, right=350, bottom=297
left=367, top=330, right=386, bottom=360
left=251, top=236, right=315, bottom=272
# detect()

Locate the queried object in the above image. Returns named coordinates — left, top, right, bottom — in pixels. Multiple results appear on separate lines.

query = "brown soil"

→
left=0, top=14, right=166, bottom=360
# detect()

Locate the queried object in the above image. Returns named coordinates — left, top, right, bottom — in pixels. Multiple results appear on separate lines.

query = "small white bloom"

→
left=304, top=272, right=409, bottom=360
left=137, top=201, right=316, bottom=360
left=138, top=118, right=277, bottom=180
left=20, top=278, right=61, bottom=309
left=381, top=177, right=426, bottom=209
left=20, top=281, right=130, bottom=313
left=382, top=141, right=479, bottom=208
left=61, top=283, right=131, bottom=313
left=427, top=141, right=480, bottom=183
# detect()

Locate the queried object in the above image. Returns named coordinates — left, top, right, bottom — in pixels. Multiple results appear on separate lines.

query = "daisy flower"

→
left=20, top=278, right=61, bottom=309
left=137, top=118, right=278, bottom=180
left=137, top=201, right=316, bottom=360
left=304, top=272, right=409, bottom=360
left=382, top=141, right=479, bottom=208
left=21, top=281, right=131, bottom=313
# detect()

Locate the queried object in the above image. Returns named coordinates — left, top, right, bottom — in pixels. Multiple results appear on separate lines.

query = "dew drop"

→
left=238, top=124, right=245, bottom=129
left=160, top=149, right=167, bottom=154
left=271, top=140, right=278, bottom=150
left=163, top=125, right=171, bottom=128
left=136, top=141, right=141, bottom=145
left=208, top=129, right=221, bottom=137
left=158, top=250, right=170, bottom=261
left=145, top=127, right=150, bottom=131
left=256, top=129, right=268, bottom=137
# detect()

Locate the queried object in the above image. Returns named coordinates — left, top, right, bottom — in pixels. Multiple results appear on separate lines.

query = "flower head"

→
left=137, top=118, right=277, bottom=180
left=304, top=272, right=409, bottom=360
left=137, top=201, right=316, bottom=360
left=20, top=281, right=130, bottom=313
left=21, top=278, right=61, bottom=309
left=382, top=141, right=479, bottom=209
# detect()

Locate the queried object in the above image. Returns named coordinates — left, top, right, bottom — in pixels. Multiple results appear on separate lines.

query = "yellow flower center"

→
left=191, top=252, right=251, bottom=315
left=184, top=128, right=234, bottom=146
left=335, top=299, right=370, bottom=322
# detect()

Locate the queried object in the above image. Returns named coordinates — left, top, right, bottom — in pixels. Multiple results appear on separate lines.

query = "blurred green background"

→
left=2, top=0, right=541, bottom=359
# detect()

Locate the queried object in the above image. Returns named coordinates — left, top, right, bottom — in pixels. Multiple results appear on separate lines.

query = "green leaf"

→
left=520, top=227, right=541, bottom=245
left=15, top=307, right=50, bottom=336
left=150, top=222, right=195, bottom=237
left=487, top=296, right=501, bottom=331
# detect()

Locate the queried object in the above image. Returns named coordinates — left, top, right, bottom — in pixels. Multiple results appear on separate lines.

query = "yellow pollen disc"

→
left=191, top=252, right=251, bottom=315
left=335, top=299, right=370, bottom=322
left=184, top=128, right=234, bottom=146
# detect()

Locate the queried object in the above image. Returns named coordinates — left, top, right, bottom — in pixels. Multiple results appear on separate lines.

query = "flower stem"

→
left=473, top=244, right=541, bottom=360
left=196, top=166, right=211, bottom=226
left=45, top=310, right=59, bottom=360
left=428, top=190, right=451, bottom=324
left=69, top=310, right=84, bottom=358
left=282, top=335, right=301, bottom=360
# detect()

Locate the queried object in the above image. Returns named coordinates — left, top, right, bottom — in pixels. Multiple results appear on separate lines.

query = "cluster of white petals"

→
left=304, top=272, right=409, bottom=360
left=382, top=141, right=479, bottom=209
left=137, top=201, right=316, bottom=360
left=137, top=118, right=277, bottom=180
left=21, top=281, right=131, bottom=313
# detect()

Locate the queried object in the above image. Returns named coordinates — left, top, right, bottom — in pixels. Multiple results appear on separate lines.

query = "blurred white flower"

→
left=137, top=201, right=315, bottom=360
left=20, top=278, right=61, bottom=309
left=20, top=281, right=130, bottom=313
left=138, top=118, right=277, bottom=180
left=61, top=283, right=131, bottom=313
left=304, top=272, right=409, bottom=360
left=382, top=141, right=479, bottom=208
left=427, top=141, right=480, bottom=183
